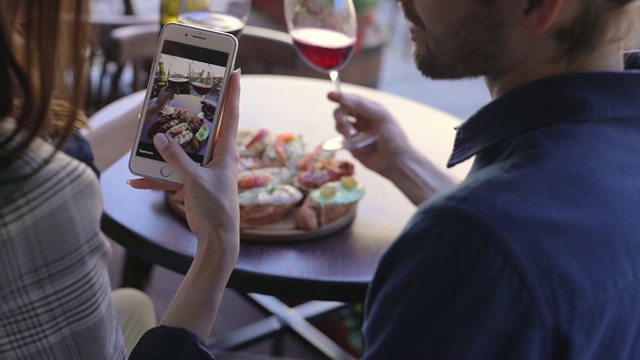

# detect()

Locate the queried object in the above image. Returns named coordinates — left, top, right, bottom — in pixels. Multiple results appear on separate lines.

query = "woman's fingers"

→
left=126, top=177, right=182, bottom=191
left=211, top=69, right=241, bottom=162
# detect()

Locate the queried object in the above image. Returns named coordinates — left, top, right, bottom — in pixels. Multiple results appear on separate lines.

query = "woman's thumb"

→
left=153, top=133, right=197, bottom=180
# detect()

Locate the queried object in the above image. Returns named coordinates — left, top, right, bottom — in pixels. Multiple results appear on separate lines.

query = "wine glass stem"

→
left=329, top=70, right=341, bottom=93
left=329, top=70, right=357, bottom=137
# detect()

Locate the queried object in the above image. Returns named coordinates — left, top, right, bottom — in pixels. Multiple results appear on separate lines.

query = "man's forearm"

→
left=386, top=151, right=458, bottom=206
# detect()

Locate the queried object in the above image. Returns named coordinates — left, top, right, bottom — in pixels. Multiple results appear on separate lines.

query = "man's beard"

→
left=405, top=2, right=514, bottom=80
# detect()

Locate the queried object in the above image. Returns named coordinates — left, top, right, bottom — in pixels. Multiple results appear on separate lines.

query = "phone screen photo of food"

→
left=134, top=38, right=230, bottom=168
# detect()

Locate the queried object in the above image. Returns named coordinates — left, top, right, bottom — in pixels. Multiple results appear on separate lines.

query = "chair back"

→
left=110, top=23, right=160, bottom=65
left=83, top=95, right=143, bottom=172
left=235, top=26, right=303, bottom=75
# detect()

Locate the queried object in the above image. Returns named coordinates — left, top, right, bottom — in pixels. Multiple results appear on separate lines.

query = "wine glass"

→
left=167, top=57, right=191, bottom=95
left=284, top=0, right=377, bottom=151
left=177, top=0, right=252, bottom=38
left=190, top=61, right=214, bottom=99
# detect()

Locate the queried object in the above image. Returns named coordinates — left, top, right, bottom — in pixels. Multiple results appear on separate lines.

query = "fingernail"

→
left=153, top=133, right=168, bottom=149
left=126, top=179, right=131, bottom=185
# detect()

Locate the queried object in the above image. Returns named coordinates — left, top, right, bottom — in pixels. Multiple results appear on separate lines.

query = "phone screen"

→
left=135, top=39, right=231, bottom=165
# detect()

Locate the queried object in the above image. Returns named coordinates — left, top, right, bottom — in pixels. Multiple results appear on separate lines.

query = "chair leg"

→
left=95, top=55, right=111, bottom=107
left=121, top=251, right=154, bottom=290
left=108, top=63, right=126, bottom=104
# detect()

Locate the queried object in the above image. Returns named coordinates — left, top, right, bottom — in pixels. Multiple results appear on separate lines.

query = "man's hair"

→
left=555, top=0, right=636, bottom=63
left=0, top=0, right=90, bottom=184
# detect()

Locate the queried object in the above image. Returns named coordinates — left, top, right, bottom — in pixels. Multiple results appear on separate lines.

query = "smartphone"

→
left=129, top=22, right=238, bottom=184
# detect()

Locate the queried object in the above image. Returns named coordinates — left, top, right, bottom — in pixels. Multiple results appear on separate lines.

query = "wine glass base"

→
left=322, top=132, right=377, bottom=151
left=161, top=105, right=175, bottom=115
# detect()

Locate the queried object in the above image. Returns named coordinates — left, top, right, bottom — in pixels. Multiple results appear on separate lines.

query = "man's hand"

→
left=328, top=91, right=457, bottom=205
left=201, top=100, right=216, bottom=121
left=328, top=92, right=412, bottom=179
left=157, top=85, right=180, bottom=108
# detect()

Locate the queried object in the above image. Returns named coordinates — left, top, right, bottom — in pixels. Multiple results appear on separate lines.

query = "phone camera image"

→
left=129, top=23, right=237, bottom=184
left=135, top=37, right=232, bottom=166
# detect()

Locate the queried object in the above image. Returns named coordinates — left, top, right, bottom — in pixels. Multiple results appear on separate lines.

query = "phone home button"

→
left=160, top=165, right=173, bottom=177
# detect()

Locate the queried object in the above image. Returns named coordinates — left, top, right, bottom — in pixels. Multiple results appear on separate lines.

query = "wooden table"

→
left=100, top=75, right=471, bottom=358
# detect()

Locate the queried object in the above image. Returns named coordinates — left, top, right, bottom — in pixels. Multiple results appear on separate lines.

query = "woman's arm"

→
left=128, top=70, right=241, bottom=341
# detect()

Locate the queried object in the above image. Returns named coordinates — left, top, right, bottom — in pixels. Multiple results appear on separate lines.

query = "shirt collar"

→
left=447, top=57, right=640, bottom=168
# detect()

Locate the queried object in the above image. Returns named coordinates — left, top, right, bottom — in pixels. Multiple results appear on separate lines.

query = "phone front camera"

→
left=184, top=34, right=188, bottom=37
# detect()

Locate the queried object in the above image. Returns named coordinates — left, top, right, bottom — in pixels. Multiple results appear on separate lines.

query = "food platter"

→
left=163, top=126, right=364, bottom=243
left=142, top=95, right=216, bottom=156
left=165, top=190, right=356, bottom=243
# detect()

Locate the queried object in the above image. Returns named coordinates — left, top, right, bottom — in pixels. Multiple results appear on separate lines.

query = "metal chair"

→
left=89, top=10, right=158, bottom=111
left=235, top=26, right=302, bottom=75
left=103, top=23, right=160, bottom=105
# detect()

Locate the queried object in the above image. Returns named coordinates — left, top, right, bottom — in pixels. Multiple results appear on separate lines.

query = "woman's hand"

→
left=143, top=85, right=180, bottom=122
left=129, top=73, right=240, bottom=253
left=156, top=85, right=179, bottom=108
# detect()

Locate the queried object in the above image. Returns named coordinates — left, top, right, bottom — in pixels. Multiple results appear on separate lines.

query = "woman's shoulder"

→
left=0, top=132, right=100, bottom=216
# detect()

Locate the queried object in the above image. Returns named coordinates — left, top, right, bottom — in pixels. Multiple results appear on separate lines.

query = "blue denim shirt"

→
left=364, top=57, right=640, bottom=359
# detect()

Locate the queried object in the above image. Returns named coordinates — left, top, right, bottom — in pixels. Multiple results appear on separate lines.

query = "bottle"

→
left=160, top=0, right=179, bottom=26
left=158, top=61, right=168, bottom=87
left=153, top=61, right=168, bottom=97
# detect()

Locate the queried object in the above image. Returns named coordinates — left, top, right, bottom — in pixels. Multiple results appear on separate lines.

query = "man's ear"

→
left=520, top=0, right=564, bottom=35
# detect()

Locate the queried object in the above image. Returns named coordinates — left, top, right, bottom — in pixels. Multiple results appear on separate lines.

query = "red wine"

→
left=178, top=11, right=244, bottom=37
left=168, top=77, right=190, bottom=94
left=290, top=28, right=355, bottom=72
left=191, top=81, right=213, bottom=96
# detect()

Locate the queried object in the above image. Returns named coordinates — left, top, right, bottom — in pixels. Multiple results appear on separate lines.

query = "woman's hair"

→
left=0, top=0, right=90, bottom=183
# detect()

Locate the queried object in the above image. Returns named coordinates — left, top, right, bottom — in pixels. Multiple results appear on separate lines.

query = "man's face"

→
left=399, top=0, right=517, bottom=80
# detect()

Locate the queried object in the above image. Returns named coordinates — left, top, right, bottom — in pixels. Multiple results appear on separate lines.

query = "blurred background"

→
left=88, top=0, right=492, bottom=121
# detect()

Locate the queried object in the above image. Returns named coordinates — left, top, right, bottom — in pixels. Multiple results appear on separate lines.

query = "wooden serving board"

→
left=165, top=191, right=356, bottom=243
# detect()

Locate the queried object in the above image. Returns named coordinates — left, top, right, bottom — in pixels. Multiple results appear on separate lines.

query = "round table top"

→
left=100, top=74, right=471, bottom=302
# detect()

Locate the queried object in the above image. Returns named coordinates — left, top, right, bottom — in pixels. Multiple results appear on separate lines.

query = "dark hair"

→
left=554, top=0, right=636, bottom=63
left=0, top=0, right=90, bottom=184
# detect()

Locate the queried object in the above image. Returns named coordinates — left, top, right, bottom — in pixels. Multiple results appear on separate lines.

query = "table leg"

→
left=207, top=294, right=357, bottom=360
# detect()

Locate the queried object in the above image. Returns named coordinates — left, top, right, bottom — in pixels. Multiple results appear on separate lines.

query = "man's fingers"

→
left=328, top=91, right=386, bottom=124
left=333, top=108, right=358, bottom=137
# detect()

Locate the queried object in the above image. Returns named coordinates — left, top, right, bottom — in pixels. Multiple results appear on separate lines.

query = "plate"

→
left=166, top=123, right=188, bottom=137
left=165, top=191, right=356, bottom=243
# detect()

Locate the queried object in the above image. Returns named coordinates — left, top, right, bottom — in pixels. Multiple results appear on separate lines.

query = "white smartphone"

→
left=129, top=22, right=238, bottom=184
